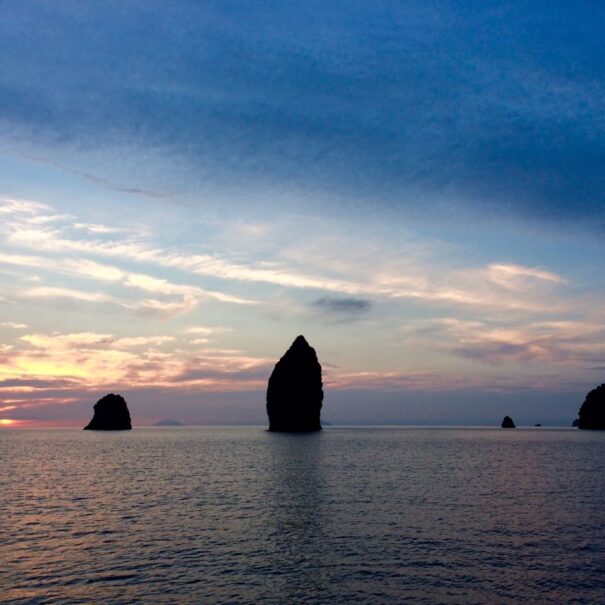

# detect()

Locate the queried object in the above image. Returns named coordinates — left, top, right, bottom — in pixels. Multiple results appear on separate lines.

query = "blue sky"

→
left=0, top=1, right=603, bottom=426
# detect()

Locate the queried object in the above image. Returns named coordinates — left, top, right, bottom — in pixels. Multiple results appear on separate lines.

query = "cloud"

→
left=1, top=322, right=27, bottom=329
left=452, top=342, right=546, bottom=363
left=19, top=332, right=175, bottom=350
left=22, top=286, right=116, bottom=305
left=312, top=296, right=371, bottom=318
left=0, top=377, right=79, bottom=389
left=134, top=296, right=199, bottom=316
left=323, top=365, right=589, bottom=393
left=63, top=259, right=124, bottom=281
left=1, top=201, right=569, bottom=314
left=1, top=4, right=603, bottom=226
left=183, top=326, right=228, bottom=335
left=73, top=223, right=123, bottom=234
left=113, top=336, right=175, bottom=348
left=411, top=317, right=605, bottom=366
left=0, top=330, right=277, bottom=419
left=0, top=198, right=51, bottom=217
left=20, top=285, right=202, bottom=317
left=487, top=264, right=567, bottom=290
left=0, top=196, right=601, bottom=426
left=0, top=242, right=256, bottom=315
left=169, top=365, right=272, bottom=384
left=17, top=153, right=168, bottom=200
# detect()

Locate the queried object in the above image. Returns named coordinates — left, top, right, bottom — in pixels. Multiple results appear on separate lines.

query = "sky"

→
left=0, top=1, right=604, bottom=427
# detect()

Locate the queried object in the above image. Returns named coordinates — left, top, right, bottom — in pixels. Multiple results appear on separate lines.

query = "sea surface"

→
left=2, top=427, right=605, bottom=604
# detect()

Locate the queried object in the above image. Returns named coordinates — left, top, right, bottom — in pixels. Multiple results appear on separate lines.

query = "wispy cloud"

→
left=1, top=3, right=603, bottom=428
left=0, top=198, right=601, bottom=427
left=0, top=249, right=256, bottom=315
left=183, top=326, right=227, bottom=335
left=21, top=285, right=200, bottom=317
left=487, top=263, right=567, bottom=290
left=73, top=223, right=123, bottom=234
left=17, top=153, right=169, bottom=200
left=0, top=330, right=273, bottom=404
left=1, top=199, right=570, bottom=314
left=324, top=365, right=588, bottom=393
left=22, top=286, right=116, bottom=305
left=409, top=317, right=605, bottom=366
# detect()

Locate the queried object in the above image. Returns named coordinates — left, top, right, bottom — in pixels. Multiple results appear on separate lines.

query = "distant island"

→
left=576, top=384, right=605, bottom=429
left=84, top=393, right=132, bottom=430
left=501, top=415, right=516, bottom=429
left=267, top=335, right=323, bottom=432
left=154, top=418, right=183, bottom=426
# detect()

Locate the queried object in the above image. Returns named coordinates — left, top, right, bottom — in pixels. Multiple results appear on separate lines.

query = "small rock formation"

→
left=154, top=418, right=183, bottom=426
left=534, top=423, right=542, bottom=427
left=84, top=393, right=132, bottom=430
left=501, top=415, right=516, bottom=428
left=572, top=418, right=580, bottom=427
left=577, top=384, right=605, bottom=429
left=267, top=335, right=323, bottom=432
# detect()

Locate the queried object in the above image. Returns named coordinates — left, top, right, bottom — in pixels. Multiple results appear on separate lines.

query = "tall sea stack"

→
left=576, top=384, right=605, bottom=429
left=266, top=335, right=323, bottom=432
left=84, top=393, right=132, bottom=430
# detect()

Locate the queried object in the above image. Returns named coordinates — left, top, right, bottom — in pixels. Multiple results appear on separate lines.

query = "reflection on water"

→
left=2, top=427, right=605, bottom=604
left=263, top=432, right=330, bottom=601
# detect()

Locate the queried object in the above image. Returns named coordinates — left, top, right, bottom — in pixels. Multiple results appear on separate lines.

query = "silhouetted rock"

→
left=267, top=335, right=323, bottom=432
left=154, top=418, right=183, bottom=426
left=501, top=415, right=516, bottom=428
left=577, top=384, right=605, bottom=429
left=84, top=393, right=132, bottom=430
left=534, top=423, right=542, bottom=427
left=572, top=418, right=580, bottom=427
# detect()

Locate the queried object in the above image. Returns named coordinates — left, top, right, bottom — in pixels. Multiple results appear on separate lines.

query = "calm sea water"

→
left=2, top=427, right=605, bottom=604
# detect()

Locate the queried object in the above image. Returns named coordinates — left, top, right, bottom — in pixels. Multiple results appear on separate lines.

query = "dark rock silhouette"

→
left=154, top=418, right=183, bottom=426
left=501, top=415, right=516, bottom=428
left=84, top=393, right=132, bottom=430
left=534, top=423, right=542, bottom=427
left=267, top=335, right=323, bottom=432
left=572, top=418, right=580, bottom=427
left=577, top=384, right=605, bottom=429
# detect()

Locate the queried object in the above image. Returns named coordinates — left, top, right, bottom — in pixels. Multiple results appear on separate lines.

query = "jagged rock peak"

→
left=292, top=334, right=309, bottom=347
left=577, top=384, right=605, bottom=430
left=501, top=415, right=516, bottom=428
left=84, top=393, right=132, bottom=431
left=266, top=335, right=323, bottom=432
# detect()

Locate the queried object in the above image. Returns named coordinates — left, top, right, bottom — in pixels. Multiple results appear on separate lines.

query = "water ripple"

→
left=2, top=427, right=605, bottom=604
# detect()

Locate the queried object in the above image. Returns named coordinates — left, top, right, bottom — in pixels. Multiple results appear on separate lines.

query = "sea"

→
left=2, top=427, right=605, bottom=604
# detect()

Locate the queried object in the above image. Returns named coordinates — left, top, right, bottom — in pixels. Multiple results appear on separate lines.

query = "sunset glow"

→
left=0, top=3, right=603, bottom=427
left=2, top=6, right=603, bottom=605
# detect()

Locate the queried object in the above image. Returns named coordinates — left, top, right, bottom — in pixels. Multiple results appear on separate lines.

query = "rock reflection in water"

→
left=263, top=432, right=330, bottom=601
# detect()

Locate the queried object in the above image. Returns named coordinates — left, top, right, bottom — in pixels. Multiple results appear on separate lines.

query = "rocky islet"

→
left=266, top=335, right=323, bottom=432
